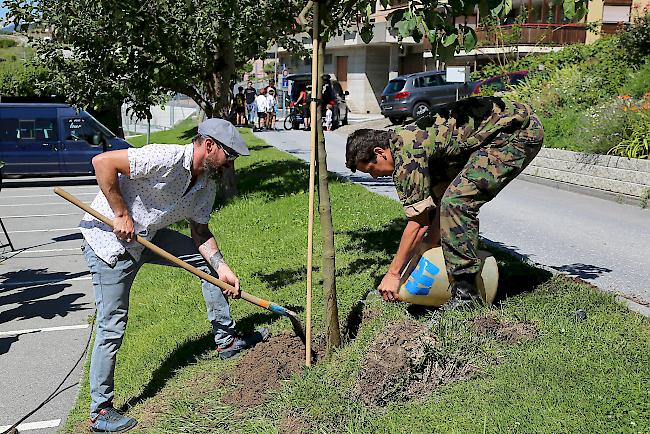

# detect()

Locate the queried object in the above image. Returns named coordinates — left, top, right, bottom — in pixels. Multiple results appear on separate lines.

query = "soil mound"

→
left=472, top=314, right=538, bottom=344
left=222, top=333, right=304, bottom=409
left=353, top=319, right=475, bottom=407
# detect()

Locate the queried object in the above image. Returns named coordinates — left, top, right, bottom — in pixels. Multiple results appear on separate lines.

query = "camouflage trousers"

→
left=439, top=115, right=544, bottom=282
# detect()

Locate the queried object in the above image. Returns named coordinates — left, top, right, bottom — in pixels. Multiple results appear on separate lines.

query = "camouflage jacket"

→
left=391, top=97, right=532, bottom=218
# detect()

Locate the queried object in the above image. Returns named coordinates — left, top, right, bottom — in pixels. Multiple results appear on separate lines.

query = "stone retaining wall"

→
left=523, top=148, right=650, bottom=198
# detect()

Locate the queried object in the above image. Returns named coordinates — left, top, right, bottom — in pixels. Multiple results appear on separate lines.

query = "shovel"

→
left=54, top=187, right=306, bottom=344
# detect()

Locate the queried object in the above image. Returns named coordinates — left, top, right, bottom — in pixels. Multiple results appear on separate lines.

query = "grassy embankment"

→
left=63, top=120, right=649, bottom=433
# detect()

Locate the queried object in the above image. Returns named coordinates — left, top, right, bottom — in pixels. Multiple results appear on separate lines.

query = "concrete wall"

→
left=364, top=46, right=391, bottom=113
left=523, top=148, right=650, bottom=198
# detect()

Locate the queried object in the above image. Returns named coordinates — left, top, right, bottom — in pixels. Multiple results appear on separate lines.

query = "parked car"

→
left=380, top=70, right=478, bottom=125
left=286, top=73, right=349, bottom=129
left=472, top=70, right=529, bottom=95
left=0, top=103, right=131, bottom=176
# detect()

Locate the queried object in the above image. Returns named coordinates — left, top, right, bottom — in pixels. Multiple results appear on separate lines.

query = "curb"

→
left=523, top=148, right=650, bottom=207
left=481, top=239, right=650, bottom=318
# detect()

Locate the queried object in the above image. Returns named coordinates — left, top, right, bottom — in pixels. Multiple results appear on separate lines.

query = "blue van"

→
left=0, top=103, right=131, bottom=176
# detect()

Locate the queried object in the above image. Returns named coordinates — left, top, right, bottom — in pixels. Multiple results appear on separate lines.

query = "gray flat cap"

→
left=198, top=118, right=250, bottom=156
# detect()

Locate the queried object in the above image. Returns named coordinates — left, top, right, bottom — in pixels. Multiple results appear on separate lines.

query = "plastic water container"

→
left=398, top=246, right=499, bottom=307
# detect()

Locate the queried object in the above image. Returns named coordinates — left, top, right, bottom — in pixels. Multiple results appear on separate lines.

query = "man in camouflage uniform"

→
left=345, top=96, right=544, bottom=307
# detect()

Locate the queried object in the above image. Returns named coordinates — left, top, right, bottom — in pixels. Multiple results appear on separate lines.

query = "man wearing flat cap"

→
left=79, top=118, right=268, bottom=432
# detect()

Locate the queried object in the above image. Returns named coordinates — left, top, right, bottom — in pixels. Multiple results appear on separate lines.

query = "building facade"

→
left=275, top=0, right=648, bottom=114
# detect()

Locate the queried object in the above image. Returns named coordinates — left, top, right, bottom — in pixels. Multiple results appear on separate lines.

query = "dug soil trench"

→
left=471, top=314, right=538, bottom=344
left=221, top=333, right=306, bottom=409
left=353, top=319, right=476, bottom=407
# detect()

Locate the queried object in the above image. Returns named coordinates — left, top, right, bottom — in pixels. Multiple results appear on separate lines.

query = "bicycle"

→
left=284, top=104, right=305, bottom=130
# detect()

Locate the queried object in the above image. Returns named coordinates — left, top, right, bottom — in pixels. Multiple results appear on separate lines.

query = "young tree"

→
left=303, top=0, right=589, bottom=356
left=5, top=0, right=303, bottom=120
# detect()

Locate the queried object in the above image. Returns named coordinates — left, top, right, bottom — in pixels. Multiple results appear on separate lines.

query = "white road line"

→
left=0, top=192, right=96, bottom=199
left=1, top=213, right=82, bottom=219
left=1, top=185, right=96, bottom=192
left=0, top=419, right=62, bottom=432
left=0, top=201, right=91, bottom=207
left=1, top=275, right=91, bottom=289
left=8, top=227, right=78, bottom=233
left=0, top=324, right=89, bottom=336
left=19, top=248, right=81, bottom=254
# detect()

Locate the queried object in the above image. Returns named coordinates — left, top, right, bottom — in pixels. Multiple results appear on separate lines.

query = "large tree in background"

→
left=5, top=0, right=303, bottom=119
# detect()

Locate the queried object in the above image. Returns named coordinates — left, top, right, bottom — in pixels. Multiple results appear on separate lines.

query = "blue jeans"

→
left=82, top=228, right=236, bottom=418
left=246, top=103, right=256, bottom=124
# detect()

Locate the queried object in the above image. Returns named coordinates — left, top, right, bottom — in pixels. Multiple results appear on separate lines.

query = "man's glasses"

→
left=219, top=144, right=238, bottom=161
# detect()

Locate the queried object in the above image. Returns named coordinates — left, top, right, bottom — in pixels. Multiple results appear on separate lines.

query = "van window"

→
left=415, top=75, right=444, bottom=88
left=64, top=118, right=104, bottom=144
left=0, top=118, right=57, bottom=140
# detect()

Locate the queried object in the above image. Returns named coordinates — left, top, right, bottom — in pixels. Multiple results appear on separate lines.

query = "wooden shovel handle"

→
left=53, top=187, right=273, bottom=311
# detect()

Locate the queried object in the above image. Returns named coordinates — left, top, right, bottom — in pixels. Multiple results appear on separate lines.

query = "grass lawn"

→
left=63, top=121, right=650, bottom=433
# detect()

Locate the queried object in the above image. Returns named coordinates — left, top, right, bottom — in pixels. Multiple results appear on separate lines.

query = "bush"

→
left=0, top=38, right=18, bottom=49
left=607, top=94, right=650, bottom=158
left=575, top=99, right=635, bottom=154
left=536, top=107, right=582, bottom=151
left=621, top=58, right=650, bottom=98
left=620, top=9, right=650, bottom=66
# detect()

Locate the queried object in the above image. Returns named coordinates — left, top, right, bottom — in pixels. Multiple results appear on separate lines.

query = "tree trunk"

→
left=201, top=37, right=238, bottom=202
left=316, top=24, right=341, bottom=354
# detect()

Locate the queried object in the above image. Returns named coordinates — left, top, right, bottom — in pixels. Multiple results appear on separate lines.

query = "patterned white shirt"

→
left=79, top=144, right=217, bottom=266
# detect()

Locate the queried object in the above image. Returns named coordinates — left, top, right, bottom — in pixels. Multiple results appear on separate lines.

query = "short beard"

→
left=202, top=158, right=223, bottom=178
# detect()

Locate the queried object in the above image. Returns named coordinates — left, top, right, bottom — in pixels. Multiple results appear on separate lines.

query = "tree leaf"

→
left=360, top=25, right=373, bottom=44
left=464, top=27, right=477, bottom=52
left=563, top=0, right=576, bottom=19
left=442, top=33, right=458, bottom=47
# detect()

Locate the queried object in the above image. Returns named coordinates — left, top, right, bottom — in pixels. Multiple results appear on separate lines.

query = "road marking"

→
left=1, top=275, right=91, bottom=289
left=1, top=213, right=82, bottom=219
left=8, top=227, right=79, bottom=233
left=0, top=201, right=91, bottom=207
left=0, top=419, right=61, bottom=432
left=19, top=247, right=81, bottom=254
left=0, top=192, right=96, bottom=199
left=0, top=324, right=89, bottom=336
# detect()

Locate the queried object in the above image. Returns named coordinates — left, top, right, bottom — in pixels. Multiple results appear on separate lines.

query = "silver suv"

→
left=380, top=71, right=477, bottom=125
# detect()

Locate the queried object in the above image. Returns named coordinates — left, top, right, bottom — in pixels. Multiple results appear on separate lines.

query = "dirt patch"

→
left=221, top=333, right=305, bottom=409
left=361, top=306, right=381, bottom=324
left=352, top=319, right=475, bottom=407
left=279, top=412, right=313, bottom=434
left=472, top=314, right=538, bottom=344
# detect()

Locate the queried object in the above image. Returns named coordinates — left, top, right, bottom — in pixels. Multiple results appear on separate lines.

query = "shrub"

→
left=0, top=38, right=18, bottom=49
left=620, top=8, right=650, bottom=66
left=576, top=99, right=636, bottom=154
left=607, top=94, right=650, bottom=159
left=536, top=107, right=582, bottom=151
left=621, top=58, right=650, bottom=98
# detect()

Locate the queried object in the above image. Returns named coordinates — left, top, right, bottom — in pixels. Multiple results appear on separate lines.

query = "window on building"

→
left=344, top=31, right=357, bottom=40
left=603, top=5, right=631, bottom=23
left=324, top=54, right=332, bottom=65
left=302, top=36, right=311, bottom=45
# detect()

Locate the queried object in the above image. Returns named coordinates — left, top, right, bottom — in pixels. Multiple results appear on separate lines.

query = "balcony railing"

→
left=476, top=23, right=587, bottom=46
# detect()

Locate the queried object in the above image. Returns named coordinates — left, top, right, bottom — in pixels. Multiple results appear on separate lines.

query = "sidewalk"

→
left=253, top=128, right=650, bottom=316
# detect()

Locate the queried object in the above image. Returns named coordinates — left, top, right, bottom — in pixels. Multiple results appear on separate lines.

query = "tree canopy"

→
left=5, top=0, right=303, bottom=118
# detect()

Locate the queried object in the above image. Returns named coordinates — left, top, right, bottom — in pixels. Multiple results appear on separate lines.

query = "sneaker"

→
left=216, top=327, right=270, bottom=359
left=89, top=408, right=137, bottom=433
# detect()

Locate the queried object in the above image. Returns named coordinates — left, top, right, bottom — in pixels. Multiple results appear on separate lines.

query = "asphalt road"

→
left=254, top=128, right=650, bottom=315
left=0, top=178, right=97, bottom=434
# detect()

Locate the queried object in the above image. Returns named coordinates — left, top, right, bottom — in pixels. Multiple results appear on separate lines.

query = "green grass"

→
left=63, top=123, right=650, bottom=433
left=127, top=117, right=198, bottom=148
